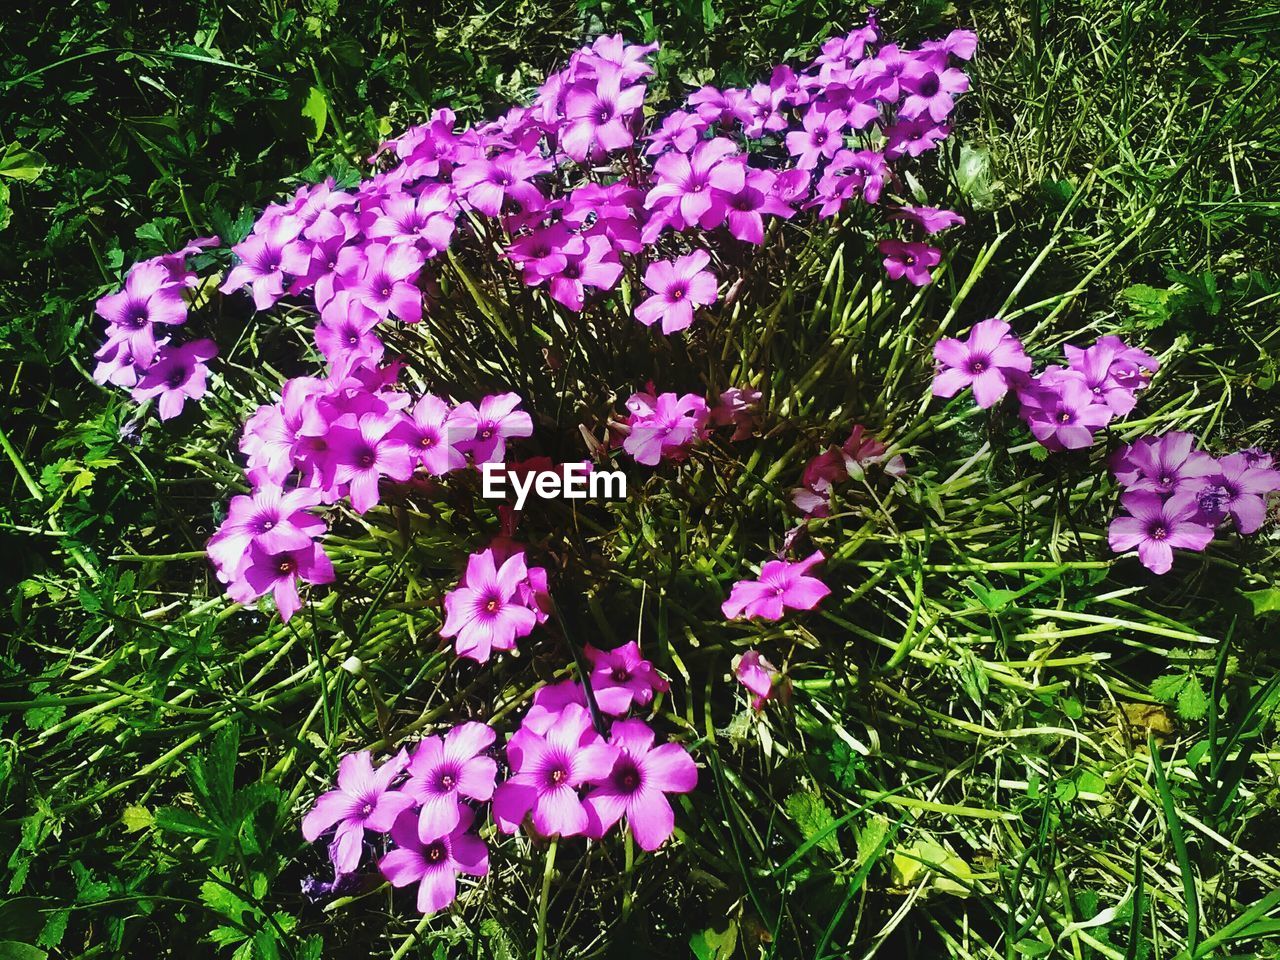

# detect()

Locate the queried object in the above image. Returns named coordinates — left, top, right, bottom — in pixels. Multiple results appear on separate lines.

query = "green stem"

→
left=536, top=838, right=559, bottom=960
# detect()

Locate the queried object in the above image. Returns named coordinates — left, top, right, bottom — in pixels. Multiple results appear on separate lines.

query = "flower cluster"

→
left=494, top=645, right=694, bottom=850
left=92, top=238, right=220, bottom=420
left=616, top=384, right=762, bottom=465
left=301, top=726, right=494, bottom=916
left=1108, top=434, right=1280, bottom=573
left=934, top=320, right=1158, bottom=452
left=791, top=424, right=906, bottom=517
left=440, top=540, right=551, bottom=663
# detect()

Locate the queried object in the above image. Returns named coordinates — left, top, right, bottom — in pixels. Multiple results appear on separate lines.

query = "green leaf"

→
left=120, top=804, right=154, bottom=834
left=1242, top=588, right=1280, bottom=616
left=0, top=943, right=48, bottom=960
left=785, top=789, right=843, bottom=856
left=0, top=144, right=48, bottom=182
left=301, top=86, right=328, bottom=142
left=0, top=182, right=10, bottom=233
left=689, top=921, right=737, bottom=960
left=1176, top=674, right=1210, bottom=721
left=153, top=806, right=223, bottom=840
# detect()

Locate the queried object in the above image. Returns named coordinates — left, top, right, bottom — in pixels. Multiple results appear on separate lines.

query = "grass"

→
left=3, top=1, right=1280, bottom=958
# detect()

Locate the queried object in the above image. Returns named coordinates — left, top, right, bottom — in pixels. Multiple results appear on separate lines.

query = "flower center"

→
left=437, top=771, right=457, bottom=791
left=426, top=843, right=447, bottom=863
left=360, top=801, right=374, bottom=817
left=616, top=763, right=641, bottom=793
left=419, top=434, right=435, bottom=448
left=611, top=667, right=630, bottom=683
left=549, top=766, right=568, bottom=785
left=358, top=451, right=375, bottom=468
left=479, top=426, right=494, bottom=439
left=484, top=597, right=500, bottom=613
left=277, top=558, right=296, bottom=574
left=1149, top=524, right=1167, bottom=541
left=919, top=75, right=941, bottom=97
left=166, top=367, right=188, bottom=389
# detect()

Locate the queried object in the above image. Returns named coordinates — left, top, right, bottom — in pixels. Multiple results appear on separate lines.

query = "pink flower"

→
left=1197, top=452, right=1280, bottom=534
left=95, top=261, right=189, bottom=367
left=389, top=393, right=473, bottom=475
left=492, top=703, right=618, bottom=838
left=206, top=485, right=326, bottom=576
left=315, top=293, right=384, bottom=376
left=522, top=681, right=589, bottom=735
left=130, top=339, right=218, bottom=420
left=302, top=750, right=413, bottom=874
left=1018, top=376, right=1113, bottom=451
left=878, top=239, right=941, bottom=286
left=451, top=392, right=533, bottom=464
left=932, top=318, right=1033, bottom=408
left=225, top=541, right=336, bottom=622
left=220, top=214, right=303, bottom=311
left=331, top=413, right=416, bottom=513
left=710, top=387, right=762, bottom=441
left=546, top=235, right=623, bottom=311
left=339, top=243, right=425, bottom=323
left=402, top=722, right=498, bottom=841
left=379, top=807, right=489, bottom=915
left=888, top=205, right=966, bottom=235
left=634, top=251, right=718, bottom=334
left=722, top=550, right=831, bottom=621
left=644, top=138, right=743, bottom=233
left=583, top=642, right=670, bottom=716
left=622, top=391, right=710, bottom=465
left=1109, top=432, right=1217, bottom=496
left=1108, top=491, right=1215, bottom=574
left=561, top=69, right=647, bottom=160
left=733, top=651, right=780, bottom=710
left=899, top=60, right=970, bottom=122
left=785, top=104, right=848, bottom=169
left=583, top=720, right=697, bottom=850
left=452, top=151, right=551, bottom=217
left=440, top=548, right=540, bottom=663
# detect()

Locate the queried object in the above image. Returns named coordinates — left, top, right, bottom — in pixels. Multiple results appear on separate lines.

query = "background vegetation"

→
left=3, top=1, right=1280, bottom=958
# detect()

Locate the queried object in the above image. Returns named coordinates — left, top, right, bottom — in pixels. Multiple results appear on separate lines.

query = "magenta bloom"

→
left=785, top=104, right=847, bottom=169
left=583, top=642, right=670, bottom=716
left=622, top=391, right=710, bottom=465
left=722, top=550, right=831, bottom=621
left=1018, top=376, right=1113, bottom=451
left=932, top=318, right=1033, bottom=408
left=634, top=251, right=718, bottom=334
left=315, top=294, right=384, bottom=376
left=451, top=392, right=533, bottom=464
left=379, top=807, right=489, bottom=916
left=645, top=110, right=707, bottom=155
left=899, top=60, right=970, bottom=122
left=130, top=339, right=218, bottom=420
left=403, top=722, right=498, bottom=841
left=545, top=235, right=623, bottom=311
left=710, top=387, right=762, bottom=441
left=1196, top=452, right=1280, bottom=534
left=884, top=118, right=950, bottom=159
left=889, top=205, right=966, bottom=235
left=878, top=240, right=941, bottom=286
left=331, top=413, right=416, bottom=513
left=561, top=69, right=647, bottom=160
left=365, top=185, right=457, bottom=254
left=492, top=703, right=618, bottom=838
left=733, top=651, right=780, bottom=710
left=645, top=138, right=743, bottom=230
left=340, top=242, right=425, bottom=323
left=302, top=750, right=413, bottom=874
left=583, top=720, right=697, bottom=851
left=1109, top=432, right=1217, bottom=496
left=220, top=215, right=303, bottom=311
left=452, top=151, right=551, bottom=217
left=389, top=393, right=472, bottom=475
left=206, top=485, right=325, bottom=576
left=1060, top=337, right=1157, bottom=416
left=225, top=540, right=335, bottom=622
left=95, top=261, right=189, bottom=367
left=1108, top=491, right=1215, bottom=574
left=440, top=548, right=539, bottom=663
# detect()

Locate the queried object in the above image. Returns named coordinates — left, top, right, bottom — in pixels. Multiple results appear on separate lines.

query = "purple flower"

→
left=884, top=119, right=950, bottom=159
left=379, top=807, right=489, bottom=916
left=932, top=319, right=1032, bottom=408
left=220, top=215, right=303, bottom=311
left=710, top=387, right=762, bottom=441
left=722, top=550, right=831, bottom=621
left=523, top=680, right=589, bottom=736
left=644, top=138, right=743, bottom=233
left=1061, top=337, right=1157, bottom=416
left=733, top=651, right=780, bottom=710
left=1108, top=491, right=1214, bottom=574
left=402, top=722, right=498, bottom=841
left=583, top=719, right=697, bottom=851
left=315, top=293, right=384, bottom=376
left=302, top=750, right=413, bottom=874
left=440, top=548, right=540, bottom=663
left=1109, top=432, right=1217, bottom=496
left=452, top=151, right=551, bottom=218
left=365, top=185, right=457, bottom=255
left=331, top=413, right=416, bottom=513
left=621, top=391, right=711, bottom=465
left=899, top=60, right=970, bottom=122
left=388, top=393, right=473, bottom=475
left=878, top=240, right=941, bottom=286
left=451, top=392, right=533, bottom=464
left=206, top=485, right=325, bottom=576
left=1197, top=452, right=1280, bottom=533
left=561, top=69, right=647, bottom=160
left=645, top=110, right=708, bottom=155
left=1018, top=376, right=1113, bottom=451
left=492, top=703, right=618, bottom=838
left=583, top=642, right=670, bottom=716
left=888, top=205, right=966, bottom=235
left=225, top=540, right=336, bottom=622
left=130, top=339, right=218, bottom=420
left=785, top=104, right=848, bottom=169
left=339, top=243, right=425, bottom=324
left=634, top=250, right=718, bottom=334
left=545, top=235, right=623, bottom=311
left=95, top=261, right=189, bottom=367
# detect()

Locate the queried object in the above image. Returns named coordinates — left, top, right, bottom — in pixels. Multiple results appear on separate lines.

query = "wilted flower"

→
left=733, top=651, right=781, bottom=710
